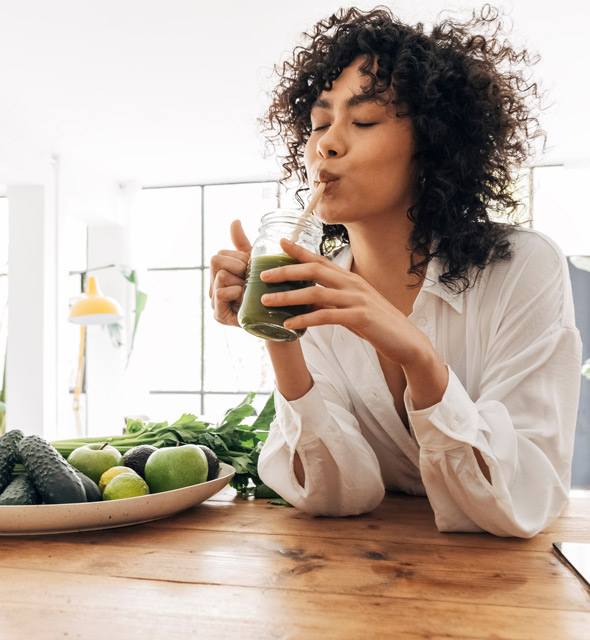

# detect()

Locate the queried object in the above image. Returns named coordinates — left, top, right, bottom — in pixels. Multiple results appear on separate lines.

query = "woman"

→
left=209, top=6, right=582, bottom=536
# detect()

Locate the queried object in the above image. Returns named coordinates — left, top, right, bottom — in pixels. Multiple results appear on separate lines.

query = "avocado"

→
left=197, top=445, right=219, bottom=481
left=0, top=474, right=41, bottom=505
left=18, top=435, right=87, bottom=504
left=73, top=468, right=102, bottom=502
left=123, top=444, right=157, bottom=479
left=0, top=429, right=24, bottom=493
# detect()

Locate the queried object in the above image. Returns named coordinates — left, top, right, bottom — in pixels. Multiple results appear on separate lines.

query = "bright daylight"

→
left=1, top=1, right=589, bottom=638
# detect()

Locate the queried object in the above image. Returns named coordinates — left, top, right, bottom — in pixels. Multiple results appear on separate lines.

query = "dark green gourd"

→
left=0, top=429, right=24, bottom=493
left=19, top=435, right=87, bottom=504
left=0, top=474, right=41, bottom=505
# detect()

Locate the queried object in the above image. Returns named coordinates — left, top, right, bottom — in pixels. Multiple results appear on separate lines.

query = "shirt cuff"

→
left=274, top=384, right=328, bottom=446
left=405, top=367, right=482, bottom=451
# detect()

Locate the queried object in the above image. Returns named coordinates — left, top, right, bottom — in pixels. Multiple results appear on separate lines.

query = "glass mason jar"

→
left=238, top=209, right=323, bottom=342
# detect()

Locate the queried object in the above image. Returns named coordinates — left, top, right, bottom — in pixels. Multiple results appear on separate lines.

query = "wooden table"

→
left=1, top=489, right=589, bottom=639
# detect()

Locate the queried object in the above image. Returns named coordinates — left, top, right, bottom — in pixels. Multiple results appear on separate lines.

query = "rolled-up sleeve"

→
left=406, top=238, right=582, bottom=537
left=258, top=230, right=582, bottom=535
left=258, top=337, right=385, bottom=516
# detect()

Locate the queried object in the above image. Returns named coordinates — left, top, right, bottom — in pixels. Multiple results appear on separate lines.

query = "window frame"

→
left=140, top=180, right=280, bottom=415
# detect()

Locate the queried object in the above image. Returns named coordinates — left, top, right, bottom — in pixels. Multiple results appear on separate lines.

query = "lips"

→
left=316, top=169, right=340, bottom=184
left=313, top=169, right=340, bottom=194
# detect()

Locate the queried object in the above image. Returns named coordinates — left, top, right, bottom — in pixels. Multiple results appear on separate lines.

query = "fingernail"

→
left=261, top=269, right=274, bottom=280
left=261, top=294, right=271, bottom=304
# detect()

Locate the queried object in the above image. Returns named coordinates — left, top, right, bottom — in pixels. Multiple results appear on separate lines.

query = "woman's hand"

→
left=260, top=238, right=426, bottom=365
left=209, top=220, right=252, bottom=327
left=261, top=237, right=449, bottom=411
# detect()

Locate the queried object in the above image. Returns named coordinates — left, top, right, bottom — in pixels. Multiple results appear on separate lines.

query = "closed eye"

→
left=354, top=122, right=377, bottom=128
left=312, top=124, right=330, bottom=131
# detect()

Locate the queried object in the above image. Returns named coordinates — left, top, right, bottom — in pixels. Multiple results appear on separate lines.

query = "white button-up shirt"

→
left=258, top=226, right=583, bottom=537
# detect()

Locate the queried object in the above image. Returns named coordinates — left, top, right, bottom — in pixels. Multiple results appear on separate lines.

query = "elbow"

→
left=287, top=482, right=385, bottom=517
left=259, top=452, right=385, bottom=517
left=303, top=479, right=385, bottom=517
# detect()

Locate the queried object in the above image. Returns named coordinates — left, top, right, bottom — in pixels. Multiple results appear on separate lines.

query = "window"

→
left=530, top=165, right=590, bottom=256
left=132, top=182, right=278, bottom=423
left=130, top=169, right=583, bottom=426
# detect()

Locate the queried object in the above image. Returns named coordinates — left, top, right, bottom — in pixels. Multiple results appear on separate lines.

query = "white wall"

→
left=2, top=1, right=589, bottom=439
left=6, top=183, right=58, bottom=438
left=85, top=217, right=143, bottom=436
left=3, top=124, right=142, bottom=439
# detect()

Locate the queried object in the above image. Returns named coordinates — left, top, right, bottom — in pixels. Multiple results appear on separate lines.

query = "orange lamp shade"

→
left=68, top=277, right=123, bottom=326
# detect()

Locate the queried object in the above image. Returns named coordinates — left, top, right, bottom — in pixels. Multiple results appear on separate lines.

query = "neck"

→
left=346, top=213, right=423, bottom=312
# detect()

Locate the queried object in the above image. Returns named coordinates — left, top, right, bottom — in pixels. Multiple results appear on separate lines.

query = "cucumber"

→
left=0, top=474, right=41, bottom=505
left=0, top=429, right=24, bottom=493
left=73, top=468, right=102, bottom=502
left=19, top=435, right=87, bottom=504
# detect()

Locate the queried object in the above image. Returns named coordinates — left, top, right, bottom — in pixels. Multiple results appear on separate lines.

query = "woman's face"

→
left=304, top=57, right=418, bottom=227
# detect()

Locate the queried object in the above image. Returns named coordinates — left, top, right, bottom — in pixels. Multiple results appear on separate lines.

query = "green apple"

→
left=144, top=444, right=208, bottom=493
left=67, top=443, right=124, bottom=484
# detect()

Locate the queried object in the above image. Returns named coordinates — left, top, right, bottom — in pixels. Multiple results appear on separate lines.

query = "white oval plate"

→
left=0, top=462, right=235, bottom=535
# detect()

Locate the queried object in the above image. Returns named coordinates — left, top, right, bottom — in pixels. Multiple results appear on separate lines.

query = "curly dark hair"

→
left=264, top=4, right=545, bottom=291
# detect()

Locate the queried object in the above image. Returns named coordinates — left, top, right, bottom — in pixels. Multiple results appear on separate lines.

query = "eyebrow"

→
left=311, top=93, right=376, bottom=110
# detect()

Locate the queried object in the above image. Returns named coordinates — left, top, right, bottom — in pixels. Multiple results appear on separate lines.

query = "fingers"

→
left=209, top=251, right=249, bottom=298
left=209, top=220, right=250, bottom=300
left=214, top=284, right=244, bottom=304
left=211, top=282, right=243, bottom=328
left=284, top=308, right=350, bottom=331
left=230, top=219, right=253, bottom=253
left=210, top=252, right=249, bottom=278
left=257, top=238, right=346, bottom=288
left=208, top=221, right=252, bottom=328
left=279, top=238, right=327, bottom=264
left=213, top=269, right=244, bottom=292
left=260, top=259, right=346, bottom=290
left=261, top=285, right=357, bottom=311
left=210, top=267, right=245, bottom=313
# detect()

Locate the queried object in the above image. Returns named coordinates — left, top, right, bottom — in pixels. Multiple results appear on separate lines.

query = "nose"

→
left=316, top=123, right=346, bottom=159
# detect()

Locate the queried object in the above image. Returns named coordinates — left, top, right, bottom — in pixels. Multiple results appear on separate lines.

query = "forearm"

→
left=400, top=338, right=491, bottom=482
left=401, top=341, right=448, bottom=411
left=265, top=340, right=314, bottom=401
left=265, top=340, right=313, bottom=487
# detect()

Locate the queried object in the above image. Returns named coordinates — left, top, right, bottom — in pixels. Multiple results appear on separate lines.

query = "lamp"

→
left=68, top=276, right=123, bottom=435
left=68, top=276, right=123, bottom=325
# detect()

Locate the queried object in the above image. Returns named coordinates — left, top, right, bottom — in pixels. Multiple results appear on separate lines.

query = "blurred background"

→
left=0, top=0, right=588, bottom=485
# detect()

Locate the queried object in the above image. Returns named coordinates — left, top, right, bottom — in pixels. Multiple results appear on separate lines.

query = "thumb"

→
left=230, top=219, right=253, bottom=253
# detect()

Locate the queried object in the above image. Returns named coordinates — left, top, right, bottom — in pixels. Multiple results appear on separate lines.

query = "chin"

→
left=315, top=203, right=350, bottom=226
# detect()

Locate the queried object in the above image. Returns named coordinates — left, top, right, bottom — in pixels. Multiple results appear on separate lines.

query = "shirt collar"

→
left=330, top=244, right=464, bottom=314
left=420, top=256, right=464, bottom=314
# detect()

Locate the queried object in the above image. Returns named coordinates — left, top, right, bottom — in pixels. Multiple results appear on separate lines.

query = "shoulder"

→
left=476, top=225, right=575, bottom=328
left=485, top=224, right=569, bottom=287
left=504, top=224, right=566, bottom=264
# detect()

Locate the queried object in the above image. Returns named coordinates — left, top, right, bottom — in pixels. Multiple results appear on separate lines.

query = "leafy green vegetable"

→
left=0, top=401, right=5, bottom=437
left=268, top=498, right=293, bottom=507
left=48, top=393, right=275, bottom=496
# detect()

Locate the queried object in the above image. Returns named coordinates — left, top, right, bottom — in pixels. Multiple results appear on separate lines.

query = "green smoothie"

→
left=238, top=253, right=314, bottom=341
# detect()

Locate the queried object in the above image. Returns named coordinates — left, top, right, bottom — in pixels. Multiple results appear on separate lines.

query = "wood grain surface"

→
left=1, top=488, right=589, bottom=639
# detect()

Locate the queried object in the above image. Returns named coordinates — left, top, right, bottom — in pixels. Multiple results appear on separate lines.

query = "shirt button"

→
left=417, top=317, right=427, bottom=327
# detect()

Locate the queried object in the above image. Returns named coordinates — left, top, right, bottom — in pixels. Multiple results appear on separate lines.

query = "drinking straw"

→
left=304, top=181, right=326, bottom=214
left=290, top=182, right=326, bottom=243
